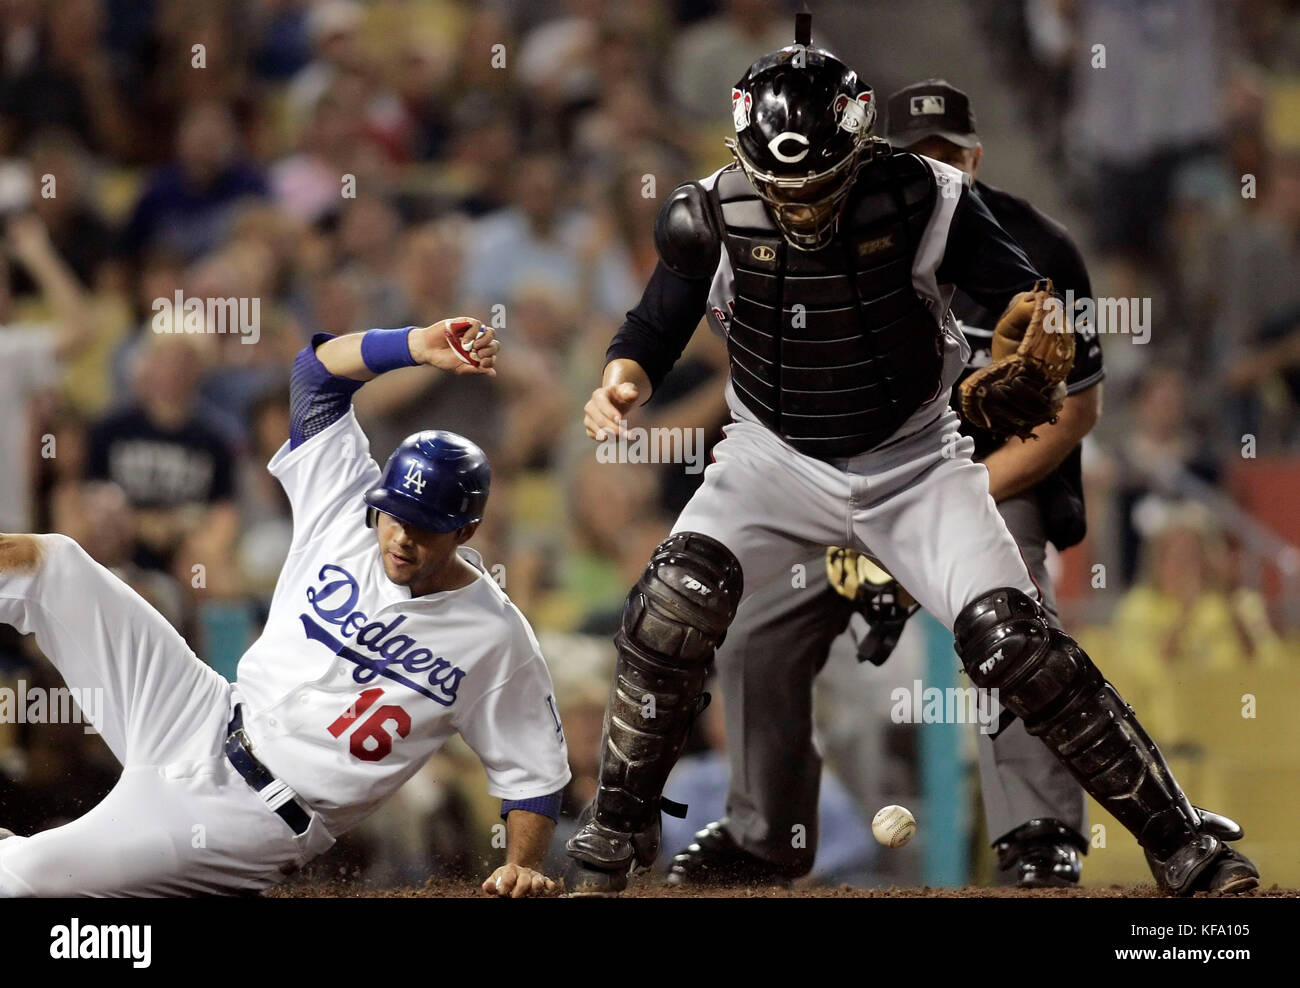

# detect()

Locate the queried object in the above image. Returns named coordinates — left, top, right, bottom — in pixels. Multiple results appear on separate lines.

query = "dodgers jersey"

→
left=232, top=407, right=571, bottom=836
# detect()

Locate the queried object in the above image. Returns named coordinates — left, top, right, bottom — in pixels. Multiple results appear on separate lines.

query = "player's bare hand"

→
left=481, top=863, right=558, bottom=898
left=413, top=317, right=498, bottom=376
left=584, top=382, right=639, bottom=440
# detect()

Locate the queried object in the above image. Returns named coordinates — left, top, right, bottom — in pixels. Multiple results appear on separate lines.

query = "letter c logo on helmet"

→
left=365, top=431, right=490, bottom=533
left=767, top=132, right=810, bottom=163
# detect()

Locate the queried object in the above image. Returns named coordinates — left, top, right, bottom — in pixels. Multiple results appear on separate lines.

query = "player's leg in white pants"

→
left=0, top=534, right=332, bottom=896
left=847, top=409, right=1039, bottom=629
left=672, top=418, right=862, bottom=597
left=567, top=419, right=859, bottom=890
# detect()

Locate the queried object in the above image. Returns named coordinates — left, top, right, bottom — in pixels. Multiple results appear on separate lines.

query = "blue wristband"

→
left=501, top=791, right=563, bottom=822
left=360, top=327, right=418, bottom=374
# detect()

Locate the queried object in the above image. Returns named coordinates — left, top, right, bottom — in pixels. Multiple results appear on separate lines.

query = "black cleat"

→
left=1145, top=808, right=1261, bottom=896
left=993, top=819, right=1087, bottom=888
left=563, top=809, right=659, bottom=898
left=563, top=857, right=631, bottom=898
left=666, top=821, right=807, bottom=888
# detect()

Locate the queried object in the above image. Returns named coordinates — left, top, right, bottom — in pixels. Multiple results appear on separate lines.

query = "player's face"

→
left=374, top=512, right=473, bottom=593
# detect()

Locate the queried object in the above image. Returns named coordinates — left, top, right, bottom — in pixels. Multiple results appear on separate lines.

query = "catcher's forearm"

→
left=983, top=384, right=1101, bottom=502
left=504, top=809, right=556, bottom=870
left=603, top=358, right=654, bottom=402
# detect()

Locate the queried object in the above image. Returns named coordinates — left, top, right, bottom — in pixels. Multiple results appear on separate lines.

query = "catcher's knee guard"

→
left=567, top=532, right=742, bottom=879
left=955, top=588, right=1257, bottom=896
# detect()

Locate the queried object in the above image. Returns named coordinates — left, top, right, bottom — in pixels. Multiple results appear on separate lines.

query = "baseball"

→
left=872, top=805, right=916, bottom=848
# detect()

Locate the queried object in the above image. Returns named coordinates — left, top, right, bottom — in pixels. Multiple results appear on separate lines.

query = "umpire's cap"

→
left=884, top=79, right=979, bottom=149
left=365, top=431, right=490, bottom=533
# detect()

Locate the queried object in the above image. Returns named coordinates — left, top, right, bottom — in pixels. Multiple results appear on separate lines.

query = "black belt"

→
left=225, top=705, right=312, bottom=836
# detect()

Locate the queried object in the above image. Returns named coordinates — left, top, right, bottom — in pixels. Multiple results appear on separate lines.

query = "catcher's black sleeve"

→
left=936, top=185, right=1043, bottom=314
left=605, top=260, right=710, bottom=394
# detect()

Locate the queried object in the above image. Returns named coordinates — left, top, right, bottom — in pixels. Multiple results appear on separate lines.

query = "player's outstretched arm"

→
left=314, top=317, right=498, bottom=382
left=584, top=358, right=651, bottom=440
left=481, top=809, right=559, bottom=898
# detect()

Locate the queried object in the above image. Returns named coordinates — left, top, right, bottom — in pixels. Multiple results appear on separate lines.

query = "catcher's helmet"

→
left=726, top=13, right=878, bottom=251
left=365, top=431, right=490, bottom=533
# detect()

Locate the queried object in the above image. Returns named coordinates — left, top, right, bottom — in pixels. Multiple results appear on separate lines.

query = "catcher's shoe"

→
left=563, top=809, right=660, bottom=898
left=993, top=819, right=1086, bottom=888
left=1145, top=808, right=1260, bottom=896
left=666, top=821, right=807, bottom=888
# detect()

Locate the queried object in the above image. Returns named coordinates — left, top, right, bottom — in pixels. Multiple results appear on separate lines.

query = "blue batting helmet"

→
left=364, top=431, right=490, bottom=533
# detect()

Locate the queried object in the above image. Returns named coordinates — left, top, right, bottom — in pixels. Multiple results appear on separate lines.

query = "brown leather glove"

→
left=959, top=278, right=1074, bottom=440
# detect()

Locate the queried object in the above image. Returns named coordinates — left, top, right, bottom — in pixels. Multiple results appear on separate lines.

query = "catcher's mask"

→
left=726, top=13, right=880, bottom=251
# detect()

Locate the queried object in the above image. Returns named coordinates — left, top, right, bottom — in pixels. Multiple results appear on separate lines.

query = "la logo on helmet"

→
left=402, top=463, right=427, bottom=494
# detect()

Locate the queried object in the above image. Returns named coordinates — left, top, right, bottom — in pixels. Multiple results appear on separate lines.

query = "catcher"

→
left=668, top=79, right=1105, bottom=889
left=567, top=15, right=1258, bottom=897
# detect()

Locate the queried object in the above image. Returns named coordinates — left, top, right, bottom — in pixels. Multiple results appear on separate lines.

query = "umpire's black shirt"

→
left=952, top=180, right=1104, bottom=550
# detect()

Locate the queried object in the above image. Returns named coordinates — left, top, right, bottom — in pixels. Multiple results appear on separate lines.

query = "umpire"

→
left=668, top=80, right=1105, bottom=888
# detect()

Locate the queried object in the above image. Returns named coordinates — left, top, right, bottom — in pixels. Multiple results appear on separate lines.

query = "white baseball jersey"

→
left=233, top=407, right=570, bottom=836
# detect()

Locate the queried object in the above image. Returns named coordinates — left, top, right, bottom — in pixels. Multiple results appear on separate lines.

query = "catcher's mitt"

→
left=959, top=278, right=1074, bottom=440
left=825, top=548, right=919, bottom=666
left=825, top=548, right=916, bottom=618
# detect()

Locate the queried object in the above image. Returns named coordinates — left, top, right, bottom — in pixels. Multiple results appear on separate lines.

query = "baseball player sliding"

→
left=566, top=14, right=1258, bottom=897
left=0, top=318, right=571, bottom=897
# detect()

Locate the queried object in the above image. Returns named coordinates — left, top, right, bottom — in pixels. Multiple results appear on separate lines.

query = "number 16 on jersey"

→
left=328, top=689, right=412, bottom=762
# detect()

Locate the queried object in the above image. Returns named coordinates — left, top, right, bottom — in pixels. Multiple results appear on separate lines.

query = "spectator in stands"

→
left=1063, top=0, right=1229, bottom=295
left=1111, top=508, right=1286, bottom=741
left=439, top=94, right=521, bottom=217
left=1115, top=509, right=1286, bottom=672
left=86, top=335, right=240, bottom=593
left=236, top=387, right=293, bottom=605
left=14, top=129, right=116, bottom=294
left=284, top=0, right=369, bottom=136
left=50, top=480, right=185, bottom=631
left=461, top=152, right=595, bottom=311
left=120, top=100, right=268, bottom=262
left=667, top=0, right=789, bottom=123
left=0, top=0, right=136, bottom=159
left=1107, top=368, right=1223, bottom=585
left=1221, top=145, right=1300, bottom=447
left=336, top=194, right=408, bottom=329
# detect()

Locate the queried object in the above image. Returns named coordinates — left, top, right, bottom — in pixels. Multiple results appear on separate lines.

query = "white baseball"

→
left=872, top=805, right=916, bottom=848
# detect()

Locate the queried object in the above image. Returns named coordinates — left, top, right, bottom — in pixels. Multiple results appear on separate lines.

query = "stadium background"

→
left=0, top=0, right=1297, bottom=893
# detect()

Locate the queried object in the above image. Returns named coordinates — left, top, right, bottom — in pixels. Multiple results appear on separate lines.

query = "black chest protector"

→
left=710, top=151, right=943, bottom=459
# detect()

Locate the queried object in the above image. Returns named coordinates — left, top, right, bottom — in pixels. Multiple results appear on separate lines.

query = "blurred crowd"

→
left=0, top=0, right=1296, bottom=889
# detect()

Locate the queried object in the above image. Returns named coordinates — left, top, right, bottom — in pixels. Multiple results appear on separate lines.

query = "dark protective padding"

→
left=653, top=183, right=723, bottom=280
left=592, top=532, right=743, bottom=836
left=712, top=151, right=945, bottom=459
left=954, top=588, right=1205, bottom=862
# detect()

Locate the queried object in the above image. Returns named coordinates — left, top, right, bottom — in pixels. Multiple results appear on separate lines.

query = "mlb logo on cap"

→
left=885, top=79, right=979, bottom=150
left=910, top=94, right=945, bottom=115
